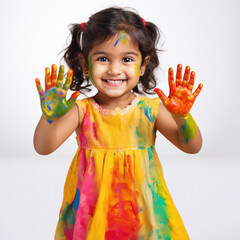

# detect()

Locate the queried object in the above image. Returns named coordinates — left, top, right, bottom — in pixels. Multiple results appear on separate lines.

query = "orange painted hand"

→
left=35, top=64, right=80, bottom=123
left=154, top=64, right=203, bottom=116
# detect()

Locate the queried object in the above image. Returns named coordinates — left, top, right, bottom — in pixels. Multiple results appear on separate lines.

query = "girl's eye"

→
left=98, top=57, right=109, bottom=62
left=123, top=57, right=133, bottom=63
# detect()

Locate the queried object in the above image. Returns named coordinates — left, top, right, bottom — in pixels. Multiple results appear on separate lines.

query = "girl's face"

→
left=86, top=32, right=148, bottom=100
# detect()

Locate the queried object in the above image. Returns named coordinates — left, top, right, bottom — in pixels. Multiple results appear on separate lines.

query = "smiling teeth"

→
left=106, top=80, right=123, bottom=84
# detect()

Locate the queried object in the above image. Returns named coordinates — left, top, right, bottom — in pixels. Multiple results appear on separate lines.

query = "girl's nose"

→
left=107, top=61, right=122, bottom=75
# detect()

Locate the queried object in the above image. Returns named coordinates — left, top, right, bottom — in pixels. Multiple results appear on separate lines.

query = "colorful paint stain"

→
left=136, top=123, right=147, bottom=149
left=54, top=96, right=190, bottom=239
left=35, top=65, right=79, bottom=124
left=114, top=30, right=128, bottom=46
left=179, top=114, right=198, bottom=143
left=88, top=56, right=96, bottom=87
left=57, top=65, right=65, bottom=88
left=106, top=154, right=141, bottom=240
left=55, top=201, right=77, bottom=239
left=147, top=146, right=172, bottom=239
left=139, top=51, right=142, bottom=65
left=72, top=156, right=98, bottom=239
left=51, top=64, right=57, bottom=87
left=137, top=100, right=156, bottom=123
left=134, top=63, right=140, bottom=77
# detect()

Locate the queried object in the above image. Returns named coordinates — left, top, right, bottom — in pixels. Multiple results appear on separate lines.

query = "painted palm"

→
left=35, top=64, right=80, bottom=123
left=154, top=64, right=203, bottom=116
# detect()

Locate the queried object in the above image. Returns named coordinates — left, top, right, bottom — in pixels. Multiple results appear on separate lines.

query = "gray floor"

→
left=1, top=156, right=239, bottom=240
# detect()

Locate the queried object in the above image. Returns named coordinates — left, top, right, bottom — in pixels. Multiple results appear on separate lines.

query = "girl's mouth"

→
left=103, top=79, right=127, bottom=87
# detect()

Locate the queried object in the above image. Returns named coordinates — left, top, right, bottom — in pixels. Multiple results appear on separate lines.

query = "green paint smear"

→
left=179, top=114, right=198, bottom=144
left=88, top=56, right=96, bottom=86
left=41, top=88, right=74, bottom=123
left=59, top=202, right=77, bottom=229
left=137, top=100, right=156, bottom=123
left=136, top=123, right=147, bottom=149
left=147, top=146, right=172, bottom=239
left=119, top=30, right=128, bottom=45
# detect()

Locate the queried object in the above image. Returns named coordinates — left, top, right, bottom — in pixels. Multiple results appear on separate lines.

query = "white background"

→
left=1, top=0, right=240, bottom=239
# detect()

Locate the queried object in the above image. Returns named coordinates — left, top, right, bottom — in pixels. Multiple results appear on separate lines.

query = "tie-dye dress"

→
left=55, top=96, right=189, bottom=240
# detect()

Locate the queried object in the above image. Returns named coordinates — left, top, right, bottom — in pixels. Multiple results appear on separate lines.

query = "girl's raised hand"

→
left=35, top=64, right=80, bottom=123
left=154, top=64, right=203, bottom=116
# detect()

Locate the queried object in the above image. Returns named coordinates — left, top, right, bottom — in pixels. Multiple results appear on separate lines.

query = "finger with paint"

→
left=35, top=65, right=80, bottom=124
left=57, top=65, right=65, bottom=88
left=51, top=64, right=58, bottom=87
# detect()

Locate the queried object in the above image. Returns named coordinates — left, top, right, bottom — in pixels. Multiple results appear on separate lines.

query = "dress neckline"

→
left=89, top=95, right=141, bottom=116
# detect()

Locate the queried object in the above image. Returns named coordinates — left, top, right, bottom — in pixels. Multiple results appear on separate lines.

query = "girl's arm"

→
left=154, top=64, right=203, bottom=154
left=33, top=65, right=80, bottom=155
left=155, top=102, right=202, bottom=154
left=34, top=104, right=79, bottom=155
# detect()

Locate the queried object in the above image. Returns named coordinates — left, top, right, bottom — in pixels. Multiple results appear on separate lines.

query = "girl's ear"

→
left=140, top=56, right=150, bottom=76
left=79, top=54, right=89, bottom=76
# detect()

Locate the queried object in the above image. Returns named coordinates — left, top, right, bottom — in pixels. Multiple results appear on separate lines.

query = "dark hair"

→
left=63, top=7, right=161, bottom=94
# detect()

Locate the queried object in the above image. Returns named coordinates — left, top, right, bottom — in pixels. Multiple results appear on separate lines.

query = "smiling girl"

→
left=34, top=7, right=202, bottom=240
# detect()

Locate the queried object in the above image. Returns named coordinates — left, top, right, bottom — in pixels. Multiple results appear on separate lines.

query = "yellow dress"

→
left=55, top=96, right=189, bottom=240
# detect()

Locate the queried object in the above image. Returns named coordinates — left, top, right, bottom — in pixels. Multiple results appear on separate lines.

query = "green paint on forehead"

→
left=114, top=30, right=128, bottom=46
left=119, top=30, right=128, bottom=45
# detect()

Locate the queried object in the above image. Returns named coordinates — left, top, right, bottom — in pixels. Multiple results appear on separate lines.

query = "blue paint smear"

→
left=59, top=189, right=80, bottom=228
left=52, top=88, right=57, bottom=94
left=137, top=100, right=154, bottom=123
left=144, top=107, right=152, bottom=122
left=73, top=188, right=80, bottom=211
left=47, top=103, right=51, bottom=111
left=114, top=37, right=120, bottom=46
left=182, top=119, right=187, bottom=130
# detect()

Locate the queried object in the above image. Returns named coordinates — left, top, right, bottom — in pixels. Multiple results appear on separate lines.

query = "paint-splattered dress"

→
left=55, top=96, right=189, bottom=240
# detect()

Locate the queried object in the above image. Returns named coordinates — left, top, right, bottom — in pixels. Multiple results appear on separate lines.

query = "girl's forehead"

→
left=91, top=32, right=139, bottom=52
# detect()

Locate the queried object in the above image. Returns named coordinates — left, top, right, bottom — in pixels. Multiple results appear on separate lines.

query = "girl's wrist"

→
left=42, top=114, right=56, bottom=124
left=173, top=113, right=198, bottom=144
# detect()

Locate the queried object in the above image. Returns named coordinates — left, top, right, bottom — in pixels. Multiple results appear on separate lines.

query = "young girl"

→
left=34, top=7, right=203, bottom=240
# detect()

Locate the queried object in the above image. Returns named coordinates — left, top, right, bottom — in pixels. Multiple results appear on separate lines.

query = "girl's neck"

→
left=93, top=92, right=136, bottom=110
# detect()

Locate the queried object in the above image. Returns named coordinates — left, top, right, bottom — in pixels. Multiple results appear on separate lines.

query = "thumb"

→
left=154, top=88, right=168, bottom=105
left=67, top=91, right=80, bottom=107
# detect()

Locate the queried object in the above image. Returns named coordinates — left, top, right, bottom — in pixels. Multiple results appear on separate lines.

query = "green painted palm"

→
left=35, top=64, right=80, bottom=123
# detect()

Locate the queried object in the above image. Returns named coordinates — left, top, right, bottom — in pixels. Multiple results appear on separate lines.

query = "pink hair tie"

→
left=81, top=22, right=86, bottom=31
left=142, top=18, right=146, bottom=26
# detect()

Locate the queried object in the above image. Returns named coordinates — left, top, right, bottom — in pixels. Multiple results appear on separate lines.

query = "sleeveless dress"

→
left=55, top=96, right=189, bottom=240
